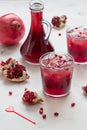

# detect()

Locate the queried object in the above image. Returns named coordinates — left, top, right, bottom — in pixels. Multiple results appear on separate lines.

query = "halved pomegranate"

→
left=22, top=88, right=43, bottom=105
left=0, top=58, right=29, bottom=82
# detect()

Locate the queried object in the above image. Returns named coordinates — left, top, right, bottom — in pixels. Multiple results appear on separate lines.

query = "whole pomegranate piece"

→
left=51, top=15, right=67, bottom=30
left=22, top=88, right=43, bottom=105
left=0, top=58, right=29, bottom=82
left=0, top=13, right=25, bottom=45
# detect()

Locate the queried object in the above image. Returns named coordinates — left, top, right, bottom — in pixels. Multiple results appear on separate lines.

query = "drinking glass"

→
left=39, top=52, right=74, bottom=97
left=67, top=26, right=87, bottom=64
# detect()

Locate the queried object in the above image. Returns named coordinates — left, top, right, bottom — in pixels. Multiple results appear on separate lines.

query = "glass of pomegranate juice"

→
left=67, top=26, right=87, bottom=63
left=39, top=52, right=74, bottom=97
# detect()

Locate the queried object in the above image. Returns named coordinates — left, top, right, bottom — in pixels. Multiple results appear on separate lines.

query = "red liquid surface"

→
left=67, top=27, right=87, bottom=63
left=20, top=11, right=54, bottom=64
left=40, top=55, right=73, bottom=97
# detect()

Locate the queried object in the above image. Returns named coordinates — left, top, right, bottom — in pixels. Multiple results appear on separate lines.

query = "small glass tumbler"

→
left=66, top=26, right=87, bottom=64
left=39, top=52, right=74, bottom=97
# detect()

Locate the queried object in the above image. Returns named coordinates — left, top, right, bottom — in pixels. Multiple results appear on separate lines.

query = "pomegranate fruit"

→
left=22, top=88, right=43, bottom=105
left=51, top=15, right=67, bottom=30
left=0, top=58, right=29, bottom=82
left=0, top=13, right=25, bottom=45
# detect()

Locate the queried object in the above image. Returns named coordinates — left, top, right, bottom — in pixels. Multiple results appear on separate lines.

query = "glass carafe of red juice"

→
left=20, top=0, right=54, bottom=65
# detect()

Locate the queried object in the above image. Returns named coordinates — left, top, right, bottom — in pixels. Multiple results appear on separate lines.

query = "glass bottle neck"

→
left=30, top=10, right=43, bottom=32
left=29, top=0, right=44, bottom=32
left=29, top=0, right=44, bottom=12
left=31, top=10, right=43, bottom=22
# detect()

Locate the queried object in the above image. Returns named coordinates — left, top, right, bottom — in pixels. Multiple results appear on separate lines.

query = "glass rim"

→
left=29, top=0, right=44, bottom=11
left=66, top=26, right=87, bottom=40
left=39, top=51, right=74, bottom=70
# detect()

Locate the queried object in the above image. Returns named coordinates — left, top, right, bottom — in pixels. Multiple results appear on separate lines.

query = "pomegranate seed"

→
left=71, top=102, right=76, bottom=107
left=39, top=107, right=43, bottom=114
left=58, top=33, right=61, bottom=36
left=40, top=107, right=43, bottom=111
left=42, top=114, right=46, bottom=119
left=54, top=112, right=59, bottom=117
left=39, top=107, right=44, bottom=115
left=39, top=110, right=43, bottom=114
left=75, top=27, right=78, bottom=30
left=9, top=91, right=12, bottom=96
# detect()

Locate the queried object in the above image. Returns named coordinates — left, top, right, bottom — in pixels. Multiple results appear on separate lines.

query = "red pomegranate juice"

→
left=40, top=52, right=74, bottom=97
left=67, top=26, right=87, bottom=63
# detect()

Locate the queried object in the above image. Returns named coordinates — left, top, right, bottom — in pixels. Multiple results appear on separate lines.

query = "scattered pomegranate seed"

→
left=42, top=114, right=46, bottom=119
left=38, top=107, right=60, bottom=119
left=58, top=33, right=61, bottom=36
left=39, top=110, right=43, bottom=114
left=75, top=27, right=78, bottom=30
left=71, top=102, right=76, bottom=107
left=9, top=91, right=12, bottom=96
left=39, top=107, right=43, bottom=115
left=40, top=107, right=43, bottom=111
left=39, top=109, right=43, bottom=114
left=54, top=112, right=59, bottom=117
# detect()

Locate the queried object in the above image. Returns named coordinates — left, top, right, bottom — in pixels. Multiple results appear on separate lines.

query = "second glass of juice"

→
left=39, top=52, right=74, bottom=97
left=67, top=26, right=87, bottom=63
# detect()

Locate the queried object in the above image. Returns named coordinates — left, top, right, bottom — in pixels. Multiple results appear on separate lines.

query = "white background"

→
left=0, top=0, right=87, bottom=130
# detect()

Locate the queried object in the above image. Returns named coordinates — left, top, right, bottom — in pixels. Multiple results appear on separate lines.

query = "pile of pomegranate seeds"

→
left=7, top=63, right=27, bottom=79
left=22, top=88, right=43, bottom=105
left=0, top=58, right=29, bottom=82
left=51, top=15, right=67, bottom=30
left=82, top=85, right=87, bottom=96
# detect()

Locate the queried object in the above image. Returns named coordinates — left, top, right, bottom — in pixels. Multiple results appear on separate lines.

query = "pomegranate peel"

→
left=22, top=88, right=43, bottom=105
left=0, top=58, right=29, bottom=82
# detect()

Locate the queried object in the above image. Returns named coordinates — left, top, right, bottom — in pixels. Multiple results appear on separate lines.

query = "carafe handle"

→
left=42, top=19, right=52, bottom=41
